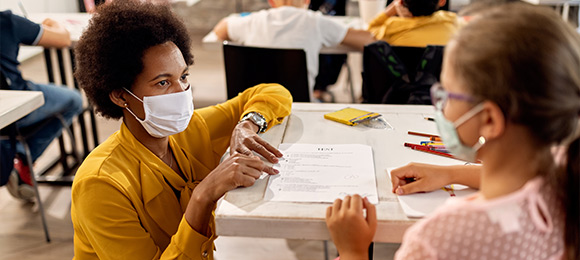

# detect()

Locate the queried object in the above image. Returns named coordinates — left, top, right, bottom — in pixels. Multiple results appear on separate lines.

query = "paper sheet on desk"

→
left=387, top=168, right=478, bottom=218
left=265, top=144, right=378, bottom=204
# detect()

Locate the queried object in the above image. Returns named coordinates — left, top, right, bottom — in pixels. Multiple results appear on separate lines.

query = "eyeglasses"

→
left=430, top=83, right=476, bottom=110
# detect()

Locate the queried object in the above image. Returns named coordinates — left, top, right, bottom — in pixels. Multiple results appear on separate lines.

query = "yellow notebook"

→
left=324, top=107, right=381, bottom=126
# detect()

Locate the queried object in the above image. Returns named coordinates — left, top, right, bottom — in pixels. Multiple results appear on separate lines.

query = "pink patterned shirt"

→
left=395, top=177, right=565, bottom=260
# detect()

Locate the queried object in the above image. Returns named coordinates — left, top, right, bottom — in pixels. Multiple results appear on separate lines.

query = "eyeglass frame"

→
left=430, top=83, right=477, bottom=110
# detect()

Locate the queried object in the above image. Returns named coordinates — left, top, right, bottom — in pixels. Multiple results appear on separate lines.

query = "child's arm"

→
left=213, top=17, right=230, bottom=41
left=326, top=195, right=377, bottom=260
left=341, top=28, right=376, bottom=51
left=390, top=163, right=481, bottom=195
left=37, top=18, right=71, bottom=48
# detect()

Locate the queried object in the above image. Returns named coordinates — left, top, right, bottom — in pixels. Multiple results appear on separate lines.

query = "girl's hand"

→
left=390, top=162, right=452, bottom=195
left=230, top=121, right=283, bottom=163
left=326, top=195, right=377, bottom=260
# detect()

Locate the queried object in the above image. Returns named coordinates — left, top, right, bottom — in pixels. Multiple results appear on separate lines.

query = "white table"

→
left=28, top=13, right=92, bottom=43
left=19, top=13, right=91, bottom=62
left=216, top=103, right=465, bottom=243
left=0, top=90, right=44, bottom=129
left=522, top=0, right=580, bottom=21
left=203, top=16, right=362, bottom=54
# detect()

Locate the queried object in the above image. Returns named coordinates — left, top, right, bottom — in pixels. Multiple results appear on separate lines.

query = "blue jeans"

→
left=0, top=82, right=83, bottom=185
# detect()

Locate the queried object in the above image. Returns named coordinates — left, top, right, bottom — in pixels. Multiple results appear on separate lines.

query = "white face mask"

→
left=123, top=87, right=194, bottom=138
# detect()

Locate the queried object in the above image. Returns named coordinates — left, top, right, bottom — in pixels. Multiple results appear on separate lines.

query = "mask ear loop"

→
left=123, top=87, right=144, bottom=103
left=453, top=103, right=486, bottom=152
left=122, top=87, right=146, bottom=122
left=453, top=103, right=485, bottom=128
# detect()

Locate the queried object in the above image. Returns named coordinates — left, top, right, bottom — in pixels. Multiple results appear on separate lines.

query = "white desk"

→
left=203, top=16, right=362, bottom=54
left=0, top=90, right=44, bottom=129
left=28, top=13, right=92, bottom=43
left=19, top=13, right=91, bottom=63
left=216, top=103, right=465, bottom=243
left=522, top=0, right=580, bottom=20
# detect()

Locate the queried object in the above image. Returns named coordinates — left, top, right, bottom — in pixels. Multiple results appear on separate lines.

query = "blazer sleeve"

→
left=195, top=83, right=293, bottom=158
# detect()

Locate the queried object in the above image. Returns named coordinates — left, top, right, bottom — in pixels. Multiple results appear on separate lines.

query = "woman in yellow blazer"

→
left=71, top=1, right=292, bottom=259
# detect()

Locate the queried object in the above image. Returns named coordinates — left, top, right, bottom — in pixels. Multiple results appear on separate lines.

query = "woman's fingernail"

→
left=396, top=187, right=404, bottom=195
left=274, top=168, right=279, bottom=174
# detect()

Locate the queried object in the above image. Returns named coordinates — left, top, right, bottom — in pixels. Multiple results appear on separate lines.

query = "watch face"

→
left=241, top=112, right=267, bottom=133
left=251, top=113, right=265, bottom=125
left=246, top=112, right=267, bottom=133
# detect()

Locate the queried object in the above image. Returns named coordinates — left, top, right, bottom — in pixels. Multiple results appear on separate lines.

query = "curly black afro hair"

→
left=74, top=1, right=193, bottom=119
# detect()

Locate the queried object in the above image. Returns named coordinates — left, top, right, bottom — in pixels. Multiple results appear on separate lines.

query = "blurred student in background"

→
left=367, top=0, right=457, bottom=47
left=213, top=0, right=375, bottom=101
left=0, top=11, right=82, bottom=201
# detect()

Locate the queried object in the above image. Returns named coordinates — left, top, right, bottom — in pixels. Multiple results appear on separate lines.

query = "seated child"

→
left=368, top=0, right=457, bottom=47
left=327, top=3, right=580, bottom=260
left=213, top=0, right=375, bottom=100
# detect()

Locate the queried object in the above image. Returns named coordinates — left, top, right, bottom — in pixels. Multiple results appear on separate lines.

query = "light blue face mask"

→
left=434, top=103, right=486, bottom=162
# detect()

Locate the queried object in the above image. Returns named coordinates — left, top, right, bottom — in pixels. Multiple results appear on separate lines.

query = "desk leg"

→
left=345, top=57, right=355, bottom=103
left=43, top=49, right=55, bottom=83
left=56, top=49, right=67, bottom=86
left=69, top=48, right=93, bottom=157
left=563, top=3, right=570, bottom=21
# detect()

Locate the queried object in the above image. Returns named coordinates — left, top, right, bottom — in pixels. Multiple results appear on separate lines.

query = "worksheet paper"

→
left=265, top=144, right=379, bottom=204
left=386, top=168, right=478, bottom=218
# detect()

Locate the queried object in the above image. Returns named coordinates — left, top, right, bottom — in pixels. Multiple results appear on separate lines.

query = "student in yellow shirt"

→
left=367, top=0, right=457, bottom=47
left=72, top=1, right=292, bottom=259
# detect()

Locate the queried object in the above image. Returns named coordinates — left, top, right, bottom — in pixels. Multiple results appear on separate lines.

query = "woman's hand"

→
left=186, top=152, right=278, bottom=236
left=326, top=195, right=376, bottom=260
left=390, top=163, right=454, bottom=195
left=230, top=120, right=283, bottom=163
left=198, top=152, right=278, bottom=203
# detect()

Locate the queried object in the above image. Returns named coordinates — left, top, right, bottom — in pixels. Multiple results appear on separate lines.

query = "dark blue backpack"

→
left=362, top=41, right=444, bottom=105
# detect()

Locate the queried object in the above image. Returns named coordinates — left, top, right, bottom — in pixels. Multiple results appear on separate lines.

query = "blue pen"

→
left=420, top=140, right=444, bottom=145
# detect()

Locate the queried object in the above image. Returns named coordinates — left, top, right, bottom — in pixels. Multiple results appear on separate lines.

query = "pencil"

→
left=424, top=117, right=435, bottom=122
left=408, top=131, right=440, bottom=139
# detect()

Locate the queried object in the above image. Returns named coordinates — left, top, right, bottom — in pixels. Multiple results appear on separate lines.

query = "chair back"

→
left=223, top=44, right=310, bottom=102
left=0, top=70, right=10, bottom=90
left=362, top=41, right=444, bottom=104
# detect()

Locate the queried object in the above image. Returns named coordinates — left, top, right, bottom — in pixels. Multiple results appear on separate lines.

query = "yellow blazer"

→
left=71, top=84, right=292, bottom=259
left=368, top=10, right=458, bottom=47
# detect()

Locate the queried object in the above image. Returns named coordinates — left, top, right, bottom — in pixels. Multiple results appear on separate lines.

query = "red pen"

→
left=404, top=143, right=456, bottom=159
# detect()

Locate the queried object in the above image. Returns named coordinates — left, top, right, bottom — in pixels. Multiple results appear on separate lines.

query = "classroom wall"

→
left=0, top=0, right=79, bottom=15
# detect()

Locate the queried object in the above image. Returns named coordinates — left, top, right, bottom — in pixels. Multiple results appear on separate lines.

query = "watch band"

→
left=239, top=112, right=268, bottom=133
